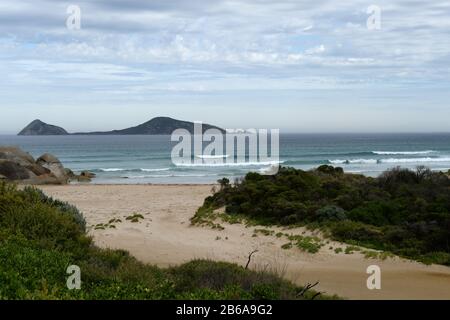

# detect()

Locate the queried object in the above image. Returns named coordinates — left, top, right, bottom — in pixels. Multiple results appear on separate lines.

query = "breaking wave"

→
left=122, top=173, right=219, bottom=179
left=329, top=157, right=450, bottom=164
left=372, top=150, right=435, bottom=155
left=97, top=168, right=170, bottom=172
left=195, top=154, right=230, bottom=159
left=329, top=159, right=378, bottom=164
left=174, top=160, right=283, bottom=167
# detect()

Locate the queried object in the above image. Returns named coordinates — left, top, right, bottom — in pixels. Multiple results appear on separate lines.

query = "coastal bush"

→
left=0, top=237, right=72, bottom=299
left=317, top=165, right=344, bottom=176
left=0, top=182, right=329, bottom=300
left=21, top=186, right=86, bottom=231
left=0, top=184, right=90, bottom=259
left=315, top=205, right=347, bottom=222
left=168, top=259, right=330, bottom=300
left=198, top=166, right=450, bottom=265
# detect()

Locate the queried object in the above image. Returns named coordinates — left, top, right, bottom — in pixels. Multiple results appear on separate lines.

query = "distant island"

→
left=17, top=117, right=225, bottom=136
left=18, top=119, right=68, bottom=136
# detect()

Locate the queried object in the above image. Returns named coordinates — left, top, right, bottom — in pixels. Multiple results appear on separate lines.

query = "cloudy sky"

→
left=0, top=0, right=449, bottom=133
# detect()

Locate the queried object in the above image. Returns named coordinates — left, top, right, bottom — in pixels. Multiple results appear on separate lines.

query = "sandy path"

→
left=39, top=184, right=450, bottom=300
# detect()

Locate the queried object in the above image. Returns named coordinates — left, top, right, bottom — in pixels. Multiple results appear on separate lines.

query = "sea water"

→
left=0, top=133, right=449, bottom=184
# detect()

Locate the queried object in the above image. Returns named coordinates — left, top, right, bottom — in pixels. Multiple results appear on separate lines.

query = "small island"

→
left=17, top=117, right=225, bottom=136
left=18, top=119, right=68, bottom=136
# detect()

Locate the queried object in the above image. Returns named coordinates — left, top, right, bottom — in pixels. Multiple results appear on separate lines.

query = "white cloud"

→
left=0, top=0, right=449, bottom=132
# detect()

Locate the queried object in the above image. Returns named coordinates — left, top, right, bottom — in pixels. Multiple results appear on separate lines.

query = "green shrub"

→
left=0, top=184, right=91, bottom=259
left=199, top=167, right=450, bottom=265
left=167, top=260, right=300, bottom=300
left=315, top=205, right=347, bottom=222
left=0, top=237, right=72, bottom=299
left=316, top=165, right=344, bottom=175
left=0, top=181, right=329, bottom=300
left=22, top=186, right=86, bottom=231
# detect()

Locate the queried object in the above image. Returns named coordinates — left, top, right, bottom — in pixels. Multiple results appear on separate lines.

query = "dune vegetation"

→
left=195, top=166, right=450, bottom=266
left=0, top=182, right=333, bottom=300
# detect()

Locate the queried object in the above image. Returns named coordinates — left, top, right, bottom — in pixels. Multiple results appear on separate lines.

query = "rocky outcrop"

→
left=77, top=171, right=96, bottom=182
left=36, top=153, right=68, bottom=183
left=18, top=119, right=68, bottom=136
left=0, top=146, right=36, bottom=166
left=63, top=168, right=96, bottom=182
left=27, top=163, right=51, bottom=176
left=0, top=146, right=73, bottom=185
left=0, top=161, right=34, bottom=180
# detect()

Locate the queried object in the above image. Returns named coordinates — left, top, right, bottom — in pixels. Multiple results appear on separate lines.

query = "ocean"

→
left=1, top=133, right=449, bottom=184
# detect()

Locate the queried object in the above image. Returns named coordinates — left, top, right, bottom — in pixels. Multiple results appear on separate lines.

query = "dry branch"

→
left=245, top=250, right=259, bottom=269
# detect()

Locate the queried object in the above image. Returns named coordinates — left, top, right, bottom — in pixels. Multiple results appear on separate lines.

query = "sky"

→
left=0, top=0, right=449, bottom=133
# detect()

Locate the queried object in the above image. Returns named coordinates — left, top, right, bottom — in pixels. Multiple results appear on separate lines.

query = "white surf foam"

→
left=99, top=168, right=170, bottom=172
left=174, top=160, right=283, bottom=167
left=381, top=157, right=450, bottom=163
left=329, top=157, right=450, bottom=165
left=195, top=154, right=230, bottom=159
left=123, top=173, right=218, bottom=179
left=329, top=159, right=378, bottom=164
left=372, top=150, right=435, bottom=155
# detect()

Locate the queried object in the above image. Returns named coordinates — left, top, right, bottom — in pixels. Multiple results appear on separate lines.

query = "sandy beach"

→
left=39, top=184, right=450, bottom=300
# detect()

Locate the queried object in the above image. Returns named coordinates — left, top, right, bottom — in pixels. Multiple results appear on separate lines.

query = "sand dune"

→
left=39, top=184, right=450, bottom=300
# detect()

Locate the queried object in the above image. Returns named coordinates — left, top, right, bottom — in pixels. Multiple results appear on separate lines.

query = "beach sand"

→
left=39, top=184, right=450, bottom=300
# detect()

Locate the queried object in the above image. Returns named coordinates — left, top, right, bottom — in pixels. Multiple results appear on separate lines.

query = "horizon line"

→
left=2, top=131, right=450, bottom=136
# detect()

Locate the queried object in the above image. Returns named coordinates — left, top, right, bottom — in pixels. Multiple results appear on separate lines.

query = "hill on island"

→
left=74, top=117, right=225, bottom=135
left=17, top=117, right=225, bottom=135
left=18, top=119, right=68, bottom=136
